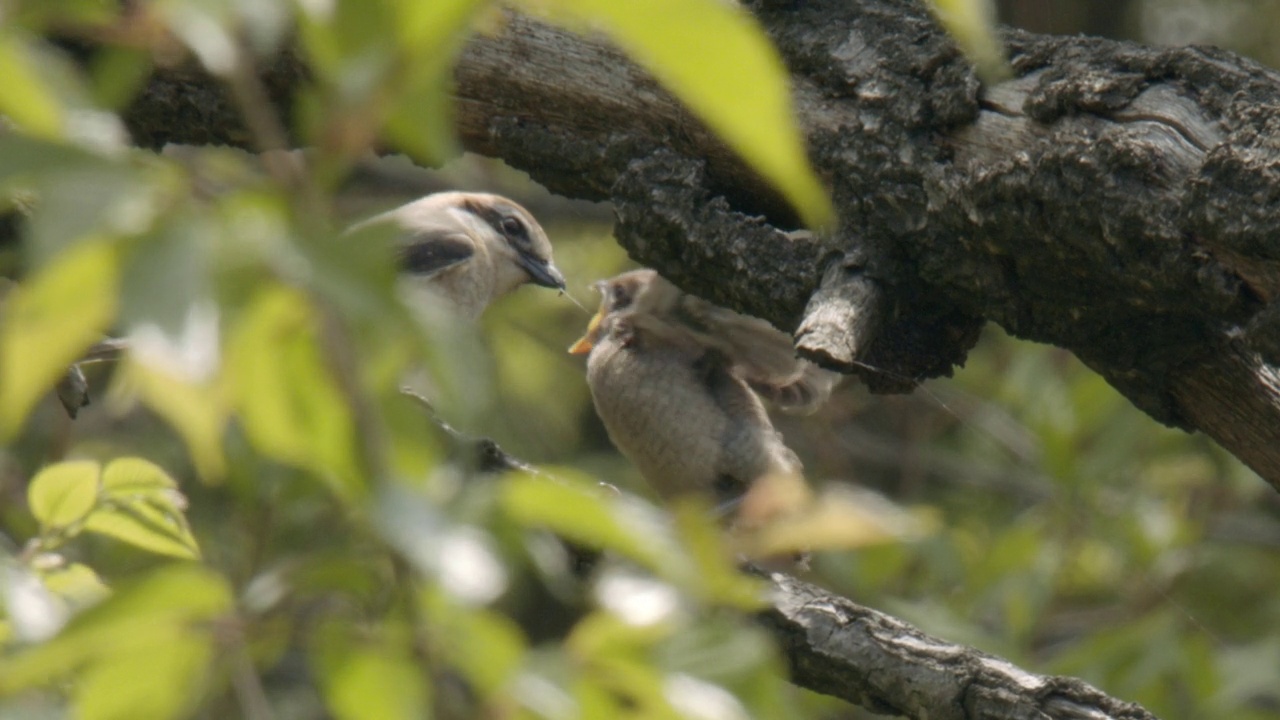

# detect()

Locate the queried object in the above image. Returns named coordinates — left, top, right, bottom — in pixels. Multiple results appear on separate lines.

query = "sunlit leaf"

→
left=670, top=503, right=765, bottom=611
left=383, top=0, right=490, bottom=161
left=40, top=563, right=111, bottom=611
left=83, top=500, right=200, bottom=561
left=228, top=285, right=363, bottom=497
left=421, top=589, right=526, bottom=696
left=567, top=613, right=673, bottom=714
left=101, top=456, right=180, bottom=496
left=315, top=626, right=431, bottom=720
left=27, top=461, right=100, bottom=533
left=0, top=565, right=230, bottom=694
left=533, top=0, right=834, bottom=227
left=502, top=473, right=668, bottom=572
left=75, top=634, right=211, bottom=720
left=112, top=359, right=229, bottom=481
left=0, top=241, right=119, bottom=437
left=328, top=647, right=429, bottom=720
left=926, top=0, right=1011, bottom=82
left=0, top=34, right=66, bottom=138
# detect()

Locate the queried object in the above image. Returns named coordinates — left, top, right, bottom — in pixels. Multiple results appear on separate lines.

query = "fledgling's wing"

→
left=672, top=293, right=838, bottom=414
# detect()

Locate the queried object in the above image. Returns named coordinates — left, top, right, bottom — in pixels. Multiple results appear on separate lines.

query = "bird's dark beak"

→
left=518, top=253, right=567, bottom=291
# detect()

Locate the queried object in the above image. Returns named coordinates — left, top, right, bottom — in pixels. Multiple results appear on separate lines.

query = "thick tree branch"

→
left=96, top=1, right=1280, bottom=487
left=763, top=572, right=1157, bottom=720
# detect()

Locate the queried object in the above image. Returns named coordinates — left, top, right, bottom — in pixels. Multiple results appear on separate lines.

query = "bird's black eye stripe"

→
left=463, top=199, right=530, bottom=248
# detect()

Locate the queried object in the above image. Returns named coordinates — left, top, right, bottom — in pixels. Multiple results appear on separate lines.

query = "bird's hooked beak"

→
left=517, top=252, right=567, bottom=291
left=568, top=309, right=605, bottom=355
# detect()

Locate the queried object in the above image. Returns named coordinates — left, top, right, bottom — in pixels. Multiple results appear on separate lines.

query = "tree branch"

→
left=96, top=1, right=1280, bottom=487
left=763, top=572, right=1157, bottom=719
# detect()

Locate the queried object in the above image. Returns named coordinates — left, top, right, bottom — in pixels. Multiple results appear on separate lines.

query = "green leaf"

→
left=100, top=456, right=179, bottom=497
left=228, top=285, right=363, bottom=497
left=27, top=461, right=100, bottom=533
left=502, top=473, right=669, bottom=573
left=383, top=0, right=489, bottom=161
left=83, top=501, right=200, bottom=561
left=926, top=0, right=1011, bottom=83
left=0, top=241, right=119, bottom=437
left=322, top=642, right=431, bottom=720
left=114, top=361, right=228, bottom=481
left=75, top=634, right=212, bottom=720
left=40, top=563, right=111, bottom=611
left=87, top=46, right=154, bottom=110
left=0, top=564, right=230, bottom=695
left=536, top=0, right=833, bottom=228
left=671, top=502, right=765, bottom=610
left=0, top=34, right=65, bottom=139
left=420, top=589, right=526, bottom=696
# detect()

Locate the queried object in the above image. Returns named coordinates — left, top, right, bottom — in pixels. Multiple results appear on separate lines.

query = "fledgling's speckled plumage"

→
left=589, top=269, right=837, bottom=413
left=349, top=191, right=565, bottom=321
left=572, top=270, right=813, bottom=503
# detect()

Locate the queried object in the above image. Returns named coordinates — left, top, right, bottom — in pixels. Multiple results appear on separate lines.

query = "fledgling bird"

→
left=568, top=269, right=817, bottom=505
left=350, top=191, right=567, bottom=320
left=576, top=269, right=837, bottom=414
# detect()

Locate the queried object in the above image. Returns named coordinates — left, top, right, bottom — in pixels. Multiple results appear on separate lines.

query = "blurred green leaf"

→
left=75, top=633, right=211, bottom=720
left=0, top=33, right=65, bottom=138
left=0, top=564, right=230, bottom=695
left=421, top=589, right=526, bottom=697
left=566, top=613, right=674, bottom=715
left=0, top=240, right=119, bottom=437
left=87, top=47, right=154, bottom=110
left=27, top=461, right=100, bottom=533
left=40, top=563, right=110, bottom=611
left=323, top=644, right=430, bottom=720
left=502, top=473, right=668, bottom=573
left=926, top=0, right=1011, bottom=82
left=8, top=0, right=119, bottom=29
left=670, top=502, right=764, bottom=610
left=534, top=0, right=834, bottom=228
left=113, top=360, right=229, bottom=481
left=228, top=285, right=363, bottom=498
left=383, top=0, right=489, bottom=161
left=297, top=0, right=487, bottom=161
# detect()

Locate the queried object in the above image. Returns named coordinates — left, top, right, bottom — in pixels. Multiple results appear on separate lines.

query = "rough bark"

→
left=763, top=572, right=1157, bottom=720
left=98, top=0, right=1280, bottom=489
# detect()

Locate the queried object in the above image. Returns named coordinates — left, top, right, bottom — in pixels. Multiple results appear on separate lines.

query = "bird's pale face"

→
left=456, top=194, right=565, bottom=294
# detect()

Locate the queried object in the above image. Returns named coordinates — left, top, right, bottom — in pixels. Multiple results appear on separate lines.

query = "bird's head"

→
left=455, top=193, right=566, bottom=295
left=568, top=269, right=663, bottom=354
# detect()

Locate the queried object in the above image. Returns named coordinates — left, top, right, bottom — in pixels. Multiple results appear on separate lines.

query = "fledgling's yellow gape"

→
left=350, top=191, right=566, bottom=321
left=570, top=269, right=836, bottom=507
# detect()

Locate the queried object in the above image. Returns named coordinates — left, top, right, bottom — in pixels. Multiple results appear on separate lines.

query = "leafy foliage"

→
left=0, top=1, right=1275, bottom=720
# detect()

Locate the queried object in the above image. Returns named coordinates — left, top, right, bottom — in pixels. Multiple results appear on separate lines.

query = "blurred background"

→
left=2, top=1, right=1279, bottom=718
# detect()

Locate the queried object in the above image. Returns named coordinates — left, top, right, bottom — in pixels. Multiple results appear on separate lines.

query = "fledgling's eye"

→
left=610, top=284, right=632, bottom=310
